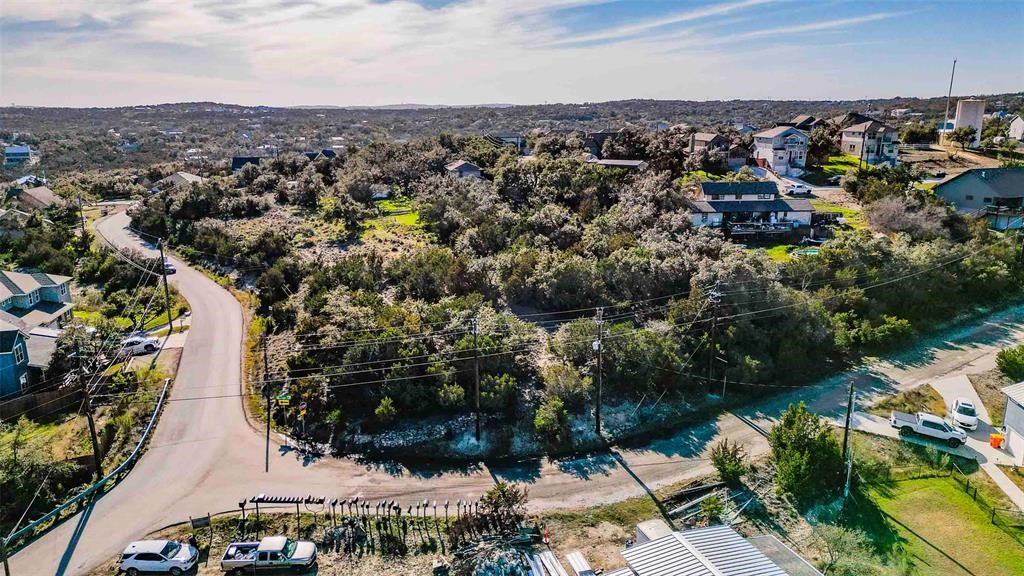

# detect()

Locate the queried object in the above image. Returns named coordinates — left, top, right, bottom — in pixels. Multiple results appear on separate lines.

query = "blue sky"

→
left=1, top=0, right=1021, bottom=107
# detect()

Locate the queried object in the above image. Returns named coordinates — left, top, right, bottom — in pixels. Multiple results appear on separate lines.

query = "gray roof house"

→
left=156, top=171, right=206, bottom=190
left=686, top=180, right=813, bottom=234
left=0, top=270, right=75, bottom=332
left=445, top=159, right=483, bottom=179
left=15, top=186, right=66, bottom=211
left=933, top=167, right=1024, bottom=229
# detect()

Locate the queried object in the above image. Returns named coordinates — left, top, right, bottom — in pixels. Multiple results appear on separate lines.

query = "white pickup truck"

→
left=220, top=536, right=316, bottom=574
left=890, top=411, right=967, bottom=447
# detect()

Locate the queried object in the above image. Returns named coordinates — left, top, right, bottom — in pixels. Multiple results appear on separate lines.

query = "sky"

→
left=1, top=0, right=1022, bottom=108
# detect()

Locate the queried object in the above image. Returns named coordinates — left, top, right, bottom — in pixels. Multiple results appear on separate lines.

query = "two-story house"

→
left=934, top=167, right=1024, bottom=230
left=4, top=145, right=32, bottom=167
left=685, top=180, right=813, bottom=233
left=841, top=120, right=900, bottom=166
left=0, top=270, right=75, bottom=331
left=752, top=126, right=808, bottom=175
left=686, top=132, right=730, bottom=154
left=0, top=319, right=30, bottom=397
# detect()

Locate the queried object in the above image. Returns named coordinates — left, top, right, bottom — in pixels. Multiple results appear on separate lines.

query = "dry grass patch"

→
left=968, top=368, right=1012, bottom=427
left=867, top=384, right=947, bottom=418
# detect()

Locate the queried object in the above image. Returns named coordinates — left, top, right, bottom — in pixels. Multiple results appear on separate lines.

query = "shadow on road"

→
left=55, top=499, right=97, bottom=576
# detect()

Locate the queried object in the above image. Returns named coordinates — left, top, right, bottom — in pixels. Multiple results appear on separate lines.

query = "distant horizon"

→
left=4, top=91, right=1022, bottom=112
left=2, top=0, right=1022, bottom=108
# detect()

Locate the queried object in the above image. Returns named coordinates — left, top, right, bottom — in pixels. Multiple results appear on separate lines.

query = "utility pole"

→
left=262, top=333, right=272, bottom=473
left=841, top=380, right=855, bottom=462
left=844, top=391, right=857, bottom=502
left=471, top=316, right=481, bottom=442
left=158, top=239, right=174, bottom=331
left=77, top=338, right=103, bottom=480
left=594, top=307, right=604, bottom=437
left=77, top=190, right=87, bottom=239
left=942, top=59, right=957, bottom=146
left=707, top=281, right=721, bottom=388
left=1, top=540, right=10, bottom=576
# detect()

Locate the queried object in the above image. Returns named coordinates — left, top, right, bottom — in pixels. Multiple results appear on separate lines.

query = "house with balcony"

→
left=752, top=126, right=808, bottom=175
left=4, top=145, right=32, bottom=167
left=0, top=270, right=75, bottom=332
left=685, top=180, right=812, bottom=234
left=840, top=120, right=899, bottom=166
left=934, top=167, right=1024, bottom=230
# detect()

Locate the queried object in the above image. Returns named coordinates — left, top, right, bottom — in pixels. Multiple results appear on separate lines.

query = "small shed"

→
left=1001, top=381, right=1024, bottom=465
left=635, top=518, right=673, bottom=544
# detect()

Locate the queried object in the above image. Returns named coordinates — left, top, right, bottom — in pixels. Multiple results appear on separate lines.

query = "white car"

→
left=119, top=540, right=198, bottom=575
left=950, top=397, right=979, bottom=431
left=786, top=183, right=811, bottom=196
left=121, top=336, right=160, bottom=356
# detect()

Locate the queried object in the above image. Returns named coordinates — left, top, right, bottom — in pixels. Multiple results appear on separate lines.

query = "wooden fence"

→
left=0, top=385, right=83, bottom=421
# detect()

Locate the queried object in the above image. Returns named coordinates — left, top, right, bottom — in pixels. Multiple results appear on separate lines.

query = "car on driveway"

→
left=891, top=410, right=967, bottom=447
left=950, top=397, right=979, bottom=430
left=119, top=540, right=198, bottom=575
left=786, top=183, right=811, bottom=196
left=826, top=175, right=843, bottom=185
left=121, top=336, right=160, bottom=356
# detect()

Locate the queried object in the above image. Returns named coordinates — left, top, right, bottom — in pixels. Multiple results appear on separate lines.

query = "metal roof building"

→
left=619, top=525, right=799, bottom=576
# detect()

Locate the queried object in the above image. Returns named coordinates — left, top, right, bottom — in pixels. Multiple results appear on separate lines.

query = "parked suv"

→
left=950, top=397, right=979, bottom=431
left=121, top=336, right=160, bottom=356
left=119, top=540, right=198, bottom=575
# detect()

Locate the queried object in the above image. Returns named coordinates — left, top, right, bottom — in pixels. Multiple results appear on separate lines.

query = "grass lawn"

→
left=802, top=155, right=862, bottom=186
left=810, top=199, right=868, bottom=229
left=362, top=194, right=422, bottom=237
left=868, top=384, right=947, bottom=419
left=871, top=477, right=1024, bottom=575
left=763, top=244, right=797, bottom=262
left=968, top=369, right=1011, bottom=427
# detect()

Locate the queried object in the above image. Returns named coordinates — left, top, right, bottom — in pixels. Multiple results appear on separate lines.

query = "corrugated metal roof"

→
left=622, top=533, right=719, bottom=576
left=682, top=526, right=788, bottom=576
left=622, top=526, right=789, bottom=576
left=1002, top=381, right=1024, bottom=406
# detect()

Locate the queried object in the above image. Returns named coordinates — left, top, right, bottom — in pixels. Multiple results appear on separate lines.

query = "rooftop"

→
left=0, top=270, right=73, bottom=301
left=1002, top=381, right=1024, bottom=405
left=754, top=126, right=803, bottom=138
left=936, top=168, right=1024, bottom=200
left=700, top=181, right=779, bottom=197
left=621, top=525, right=792, bottom=576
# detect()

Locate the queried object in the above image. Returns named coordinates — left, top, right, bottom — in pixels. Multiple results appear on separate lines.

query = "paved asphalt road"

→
left=11, top=209, right=1024, bottom=575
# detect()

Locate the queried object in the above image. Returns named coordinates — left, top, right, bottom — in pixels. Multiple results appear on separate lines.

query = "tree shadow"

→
left=552, top=450, right=618, bottom=480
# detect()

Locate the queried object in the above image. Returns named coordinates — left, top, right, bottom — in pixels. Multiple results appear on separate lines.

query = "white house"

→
left=1008, top=115, right=1024, bottom=142
left=752, top=126, right=808, bottom=175
left=1001, top=382, right=1024, bottom=466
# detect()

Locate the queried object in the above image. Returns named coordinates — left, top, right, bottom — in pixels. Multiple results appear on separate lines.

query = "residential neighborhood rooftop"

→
left=935, top=167, right=1024, bottom=199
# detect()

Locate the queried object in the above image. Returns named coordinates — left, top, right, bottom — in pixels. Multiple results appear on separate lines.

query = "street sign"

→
left=277, top=393, right=291, bottom=406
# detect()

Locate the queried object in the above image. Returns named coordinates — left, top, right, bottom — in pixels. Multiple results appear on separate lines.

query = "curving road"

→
left=11, top=209, right=1024, bottom=575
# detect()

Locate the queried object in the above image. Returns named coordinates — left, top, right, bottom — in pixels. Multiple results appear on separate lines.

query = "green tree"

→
left=947, top=126, right=977, bottom=150
left=375, top=396, right=398, bottom=424
left=534, top=396, right=570, bottom=446
left=997, top=344, right=1024, bottom=381
left=768, top=402, right=843, bottom=502
left=542, top=363, right=592, bottom=412
left=480, top=373, right=517, bottom=414
left=710, top=438, right=748, bottom=487
left=437, top=382, right=466, bottom=409
left=900, top=123, right=937, bottom=144
left=812, top=524, right=880, bottom=576
left=807, top=124, right=839, bottom=165
left=699, top=494, right=725, bottom=525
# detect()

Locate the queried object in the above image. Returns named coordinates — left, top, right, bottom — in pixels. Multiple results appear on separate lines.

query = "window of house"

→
left=966, top=195, right=974, bottom=200
left=701, top=213, right=708, bottom=222
left=19, top=373, right=28, bottom=390
left=848, top=144, right=855, bottom=151
left=984, top=197, right=993, bottom=203
left=13, top=343, right=25, bottom=364
left=60, top=283, right=68, bottom=295
left=735, top=194, right=742, bottom=200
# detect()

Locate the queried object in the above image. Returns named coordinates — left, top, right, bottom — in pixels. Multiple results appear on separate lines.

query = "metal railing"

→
left=3, top=378, right=171, bottom=550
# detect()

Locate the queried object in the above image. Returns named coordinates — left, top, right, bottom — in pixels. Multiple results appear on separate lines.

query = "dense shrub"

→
left=769, top=403, right=843, bottom=503
left=997, top=344, right=1024, bottom=381
left=710, top=438, right=748, bottom=487
left=534, top=397, right=570, bottom=446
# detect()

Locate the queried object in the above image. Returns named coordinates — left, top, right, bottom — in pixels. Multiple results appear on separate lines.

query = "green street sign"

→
left=276, top=393, right=291, bottom=406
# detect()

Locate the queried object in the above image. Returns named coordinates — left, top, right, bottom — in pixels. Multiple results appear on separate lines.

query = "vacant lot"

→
left=802, top=155, right=861, bottom=186
left=809, top=199, right=867, bottom=229
left=899, top=146, right=1001, bottom=178
left=872, top=477, right=1024, bottom=575
left=969, top=368, right=1011, bottom=427
left=868, top=384, right=947, bottom=418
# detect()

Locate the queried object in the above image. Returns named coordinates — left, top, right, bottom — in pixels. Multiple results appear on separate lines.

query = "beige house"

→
left=841, top=120, right=900, bottom=166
